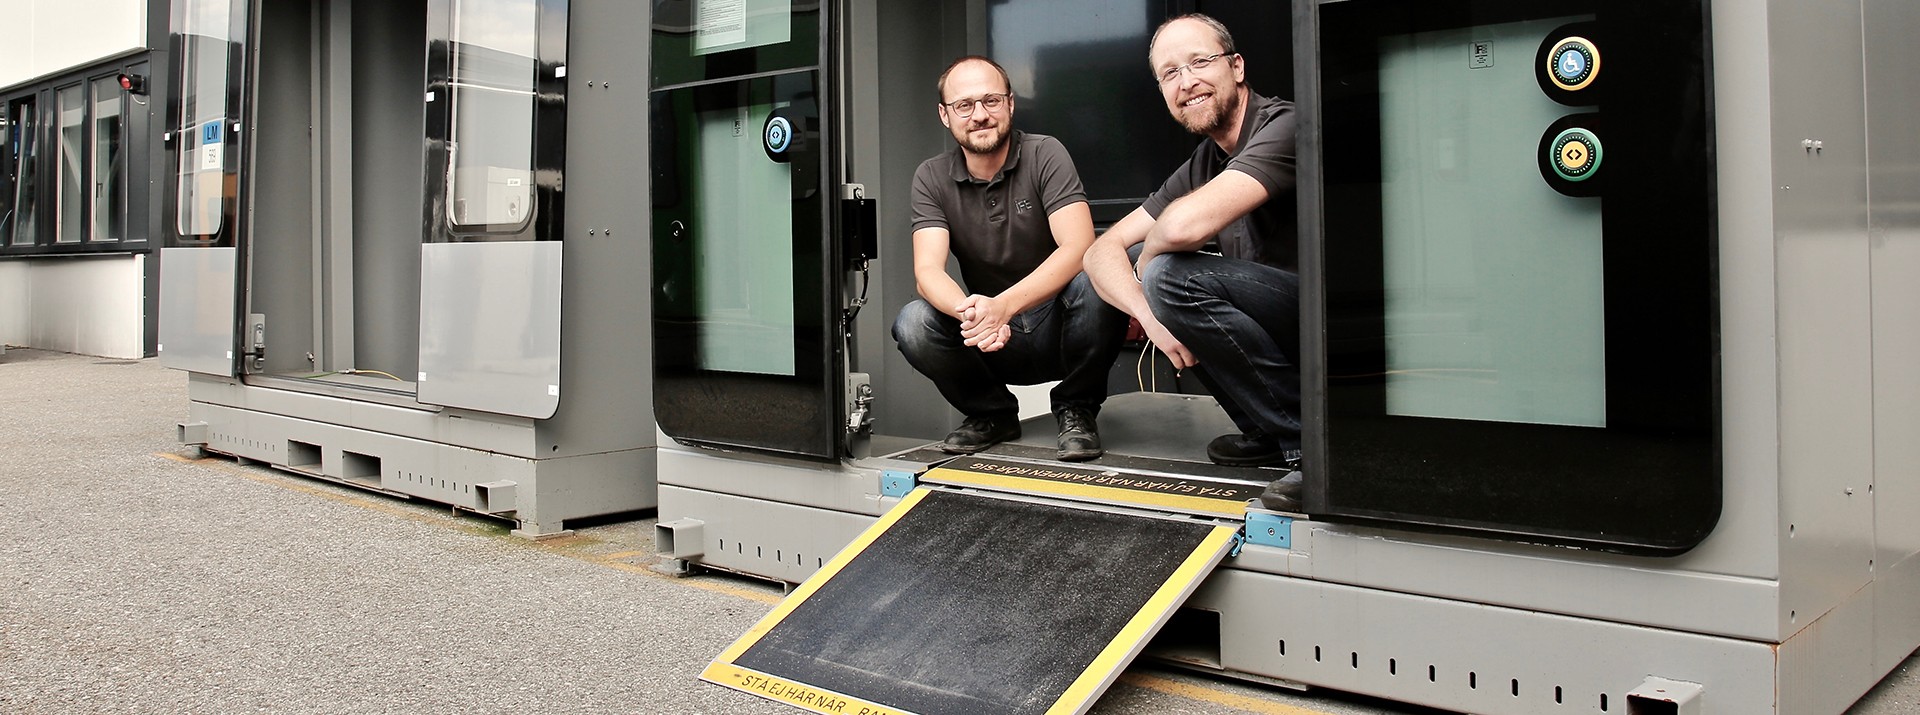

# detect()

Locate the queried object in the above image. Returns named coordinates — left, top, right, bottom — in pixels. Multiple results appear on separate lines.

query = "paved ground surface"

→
left=1, top=347, right=1916, bottom=714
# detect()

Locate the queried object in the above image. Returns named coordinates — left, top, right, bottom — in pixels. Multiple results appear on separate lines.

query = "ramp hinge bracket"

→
left=1243, top=512, right=1293, bottom=550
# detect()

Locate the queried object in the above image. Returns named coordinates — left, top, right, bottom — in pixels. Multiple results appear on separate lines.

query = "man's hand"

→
left=956, top=294, right=1015, bottom=352
left=1137, top=313, right=1197, bottom=370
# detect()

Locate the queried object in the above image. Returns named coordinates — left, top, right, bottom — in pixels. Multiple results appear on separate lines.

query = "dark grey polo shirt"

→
left=909, top=131, right=1088, bottom=297
left=1142, top=91, right=1297, bottom=272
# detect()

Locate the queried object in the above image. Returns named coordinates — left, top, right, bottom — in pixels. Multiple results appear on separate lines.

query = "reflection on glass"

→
left=690, top=0, right=793, bottom=56
left=177, top=0, right=231, bottom=238
left=1378, top=17, right=1606, bottom=428
left=448, top=0, right=536, bottom=230
left=986, top=0, right=1192, bottom=210
left=57, top=85, right=85, bottom=244
left=688, top=101, right=795, bottom=375
left=91, top=77, right=124, bottom=242
left=7, top=98, right=33, bottom=246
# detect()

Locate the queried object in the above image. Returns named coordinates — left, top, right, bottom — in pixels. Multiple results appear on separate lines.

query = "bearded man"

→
left=892, top=56, right=1127, bottom=461
left=1082, top=15, right=1306, bottom=507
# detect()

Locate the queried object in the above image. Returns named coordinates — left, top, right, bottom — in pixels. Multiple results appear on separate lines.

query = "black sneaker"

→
left=1055, top=407, right=1102, bottom=462
left=1257, top=470, right=1305, bottom=512
left=1206, top=433, right=1300, bottom=467
left=941, top=415, right=1021, bottom=454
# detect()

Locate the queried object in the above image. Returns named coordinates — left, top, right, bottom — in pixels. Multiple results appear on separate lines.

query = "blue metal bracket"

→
left=880, top=470, right=918, bottom=498
left=1243, top=512, right=1293, bottom=550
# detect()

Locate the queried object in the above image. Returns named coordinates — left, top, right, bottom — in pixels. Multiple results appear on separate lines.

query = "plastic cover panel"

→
left=416, top=240, right=562, bottom=418
left=157, top=246, right=238, bottom=375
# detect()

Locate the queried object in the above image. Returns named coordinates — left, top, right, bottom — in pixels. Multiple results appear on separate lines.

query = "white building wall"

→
left=0, top=0, right=146, bottom=88
left=0, top=255, right=146, bottom=358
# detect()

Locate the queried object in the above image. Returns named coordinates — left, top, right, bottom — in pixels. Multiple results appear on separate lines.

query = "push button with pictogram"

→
left=1547, top=37, right=1599, bottom=91
left=1550, top=128, right=1602, bottom=182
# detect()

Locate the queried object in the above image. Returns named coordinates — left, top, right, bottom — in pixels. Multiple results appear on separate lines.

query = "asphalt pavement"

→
left=0, top=348, right=1915, bottom=714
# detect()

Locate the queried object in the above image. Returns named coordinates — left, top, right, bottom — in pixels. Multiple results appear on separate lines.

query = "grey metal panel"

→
left=247, top=0, right=318, bottom=375
left=658, top=484, right=879, bottom=584
left=1236, top=519, right=1781, bottom=642
left=348, top=0, right=426, bottom=379
left=1865, top=0, right=1920, bottom=672
left=1190, top=569, right=1782, bottom=715
left=188, top=372, right=544, bottom=456
left=416, top=241, right=562, bottom=419
left=158, top=246, right=238, bottom=375
left=1685, top=0, right=1785, bottom=582
left=187, top=399, right=653, bottom=534
left=657, top=443, right=891, bottom=517
left=532, top=0, right=657, bottom=459
left=1767, top=0, right=1877, bottom=641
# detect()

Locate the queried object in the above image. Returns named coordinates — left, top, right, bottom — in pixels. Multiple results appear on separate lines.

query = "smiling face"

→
left=938, top=59, right=1015, bottom=156
left=1149, top=18, right=1244, bottom=137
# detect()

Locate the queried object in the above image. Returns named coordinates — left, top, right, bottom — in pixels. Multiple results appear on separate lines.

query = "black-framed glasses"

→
left=1155, top=53, right=1229, bottom=86
left=940, top=92, right=1010, bottom=118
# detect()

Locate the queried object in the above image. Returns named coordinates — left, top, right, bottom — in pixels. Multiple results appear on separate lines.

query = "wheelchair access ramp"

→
left=702, top=456, right=1257, bottom=715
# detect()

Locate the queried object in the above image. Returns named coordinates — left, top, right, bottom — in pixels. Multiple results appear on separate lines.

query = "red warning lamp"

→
left=117, top=73, right=148, bottom=95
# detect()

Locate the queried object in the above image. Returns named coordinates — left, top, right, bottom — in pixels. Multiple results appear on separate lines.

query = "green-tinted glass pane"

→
left=1378, top=16, right=1606, bottom=428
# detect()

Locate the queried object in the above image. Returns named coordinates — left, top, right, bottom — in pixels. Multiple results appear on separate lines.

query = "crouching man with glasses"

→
left=892, top=55, right=1127, bottom=461
left=1084, top=15, right=1307, bottom=509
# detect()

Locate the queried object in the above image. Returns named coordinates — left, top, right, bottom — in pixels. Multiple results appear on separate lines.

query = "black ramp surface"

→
left=720, top=490, right=1229, bottom=715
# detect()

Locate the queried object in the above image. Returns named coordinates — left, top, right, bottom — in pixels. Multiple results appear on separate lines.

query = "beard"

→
left=1176, top=87, right=1241, bottom=135
left=957, top=121, right=1011, bottom=155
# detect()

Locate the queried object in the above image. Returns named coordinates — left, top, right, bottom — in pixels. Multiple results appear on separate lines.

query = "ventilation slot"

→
left=287, top=440, right=321, bottom=470
left=342, top=451, right=381, bottom=486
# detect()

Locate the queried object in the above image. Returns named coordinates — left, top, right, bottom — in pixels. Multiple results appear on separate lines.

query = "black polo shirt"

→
left=909, top=131, right=1088, bottom=297
left=1142, top=91, right=1297, bottom=272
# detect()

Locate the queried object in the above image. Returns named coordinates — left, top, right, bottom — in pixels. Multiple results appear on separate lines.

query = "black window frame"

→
left=0, top=54, right=155, bottom=258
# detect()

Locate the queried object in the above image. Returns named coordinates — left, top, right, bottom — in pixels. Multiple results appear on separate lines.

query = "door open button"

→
left=1551, top=128, right=1602, bottom=181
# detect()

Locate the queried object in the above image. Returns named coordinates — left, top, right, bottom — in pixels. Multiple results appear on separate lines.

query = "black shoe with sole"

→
left=1055, top=407, right=1102, bottom=462
left=1206, top=433, right=1300, bottom=467
left=941, top=415, right=1021, bottom=454
left=1257, top=470, right=1305, bottom=512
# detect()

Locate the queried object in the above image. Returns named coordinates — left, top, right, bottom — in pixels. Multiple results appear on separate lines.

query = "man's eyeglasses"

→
left=1155, top=53, right=1229, bottom=86
left=940, top=92, right=1010, bottom=118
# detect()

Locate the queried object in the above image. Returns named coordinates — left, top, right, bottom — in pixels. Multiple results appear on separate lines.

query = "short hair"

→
left=1149, top=13, right=1238, bottom=66
left=936, top=55, right=1013, bottom=100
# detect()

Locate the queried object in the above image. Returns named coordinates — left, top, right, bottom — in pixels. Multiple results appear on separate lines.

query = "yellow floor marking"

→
left=158, top=451, right=1330, bottom=713
left=1119, top=672, right=1327, bottom=715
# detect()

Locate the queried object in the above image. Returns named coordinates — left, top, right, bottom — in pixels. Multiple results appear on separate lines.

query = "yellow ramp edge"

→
left=925, top=456, right=1256, bottom=519
left=702, top=487, right=1241, bottom=715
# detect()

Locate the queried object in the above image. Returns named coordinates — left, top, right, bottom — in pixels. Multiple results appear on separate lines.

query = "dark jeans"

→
left=1140, top=250, right=1302, bottom=449
left=892, top=273, right=1127, bottom=421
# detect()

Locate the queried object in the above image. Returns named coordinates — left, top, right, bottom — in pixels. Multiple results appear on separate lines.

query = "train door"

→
left=157, top=0, right=248, bottom=376
left=649, top=0, right=845, bottom=459
left=1301, top=0, right=1720, bottom=552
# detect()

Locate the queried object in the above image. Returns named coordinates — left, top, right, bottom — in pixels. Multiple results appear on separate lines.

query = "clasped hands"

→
left=955, top=294, right=1014, bottom=353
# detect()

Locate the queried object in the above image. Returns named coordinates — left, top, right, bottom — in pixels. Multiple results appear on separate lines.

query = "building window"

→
left=1, top=60, right=144, bottom=255
left=91, top=77, right=125, bottom=243
left=7, top=96, right=37, bottom=247
left=56, top=83, right=85, bottom=244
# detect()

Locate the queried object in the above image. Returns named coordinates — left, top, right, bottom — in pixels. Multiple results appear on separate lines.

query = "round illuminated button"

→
left=764, top=116, right=793, bottom=154
left=1546, top=37, right=1600, bottom=91
left=1550, top=128, right=1603, bottom=181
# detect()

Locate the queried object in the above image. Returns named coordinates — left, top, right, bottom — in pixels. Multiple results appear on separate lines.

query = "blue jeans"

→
left=892, top=273, right=1127, bottom=421
left=1140, top=250, right=1302, bottom=448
